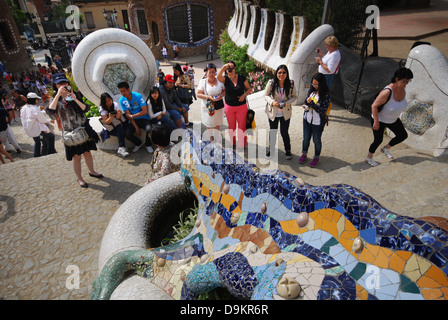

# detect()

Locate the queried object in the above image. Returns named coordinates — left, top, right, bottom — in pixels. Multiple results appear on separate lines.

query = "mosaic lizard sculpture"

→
left=91, top=129, right=448, bottom=300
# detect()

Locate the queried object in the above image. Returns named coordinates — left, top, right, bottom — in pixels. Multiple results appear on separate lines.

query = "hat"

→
left=164, top=74, right=175, bottom=83
left=53, top=73, right=69, bottom=84
left=27, top=92, right=41, bottom=99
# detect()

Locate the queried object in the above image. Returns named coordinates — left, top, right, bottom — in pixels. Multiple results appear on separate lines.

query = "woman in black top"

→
left=217, top=60, right=252, bottom=149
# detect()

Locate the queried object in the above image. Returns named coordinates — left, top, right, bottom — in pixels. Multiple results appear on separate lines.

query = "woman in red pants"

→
left=217, top=61, right=252, bottom=149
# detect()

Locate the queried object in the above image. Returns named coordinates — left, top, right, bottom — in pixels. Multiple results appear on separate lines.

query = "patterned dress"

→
left=146, top=142, right=180, bottom=184
left=47, top=94, right=99, bottom=161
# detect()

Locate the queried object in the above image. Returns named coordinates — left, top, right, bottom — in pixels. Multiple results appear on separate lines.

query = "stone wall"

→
left=0, top=0, right=33, bottom=73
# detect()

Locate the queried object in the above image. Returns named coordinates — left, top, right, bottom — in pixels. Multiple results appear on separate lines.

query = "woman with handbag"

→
left=173, top=63, right=193, bottom=104
left=197, top=63, right=225, bottom=142
left=315, top=36, right=341, bottom=89
left=98, top=92, right=129, bottom=158
left=47, top=73, right=102, bottom=188
left=217, top=60, right=252, bottom=149
left=264, top=65, right=297, bottom=160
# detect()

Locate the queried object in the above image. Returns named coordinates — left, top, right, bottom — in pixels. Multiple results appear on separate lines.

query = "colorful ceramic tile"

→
left=91, top=129, right=448, bottom=300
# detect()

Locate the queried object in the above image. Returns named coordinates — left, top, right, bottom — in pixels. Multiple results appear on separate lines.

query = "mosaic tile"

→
left=91, top=129, right=448, bottom=300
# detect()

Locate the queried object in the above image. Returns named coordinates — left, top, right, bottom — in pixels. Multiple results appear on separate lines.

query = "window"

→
left=165, top=3, right=212, bottom=46
left=166, top=5, right=188, bottom=43
left=0, top=22, right=16, bottom=51
left=137, top=10, right=149, bottom=35
left=191, top=5, right=208, bottom=42
left=152, top=22, right=159, bottom=45
left=84, top=12, right=95, bottom=29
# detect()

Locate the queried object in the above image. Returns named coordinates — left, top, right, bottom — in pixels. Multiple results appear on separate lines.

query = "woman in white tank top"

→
left=365, top=67, right=414, bottom=167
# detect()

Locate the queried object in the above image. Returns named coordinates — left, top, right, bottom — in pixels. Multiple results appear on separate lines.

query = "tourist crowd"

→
left=1, top=35, right=414, bottom=188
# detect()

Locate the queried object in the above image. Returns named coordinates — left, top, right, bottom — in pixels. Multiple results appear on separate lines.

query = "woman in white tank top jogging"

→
left=365, top=67, right=413, bottom=167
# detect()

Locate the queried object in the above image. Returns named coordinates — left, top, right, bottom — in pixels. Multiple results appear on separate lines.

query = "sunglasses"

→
left=207, top=64, right=216, bottom=69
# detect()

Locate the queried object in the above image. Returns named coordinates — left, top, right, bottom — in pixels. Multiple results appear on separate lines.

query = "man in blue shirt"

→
left=118, top=82, right=153, bottom=153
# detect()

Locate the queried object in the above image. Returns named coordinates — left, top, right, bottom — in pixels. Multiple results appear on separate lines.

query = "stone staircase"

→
left=306, top=149, right=448, bottom=219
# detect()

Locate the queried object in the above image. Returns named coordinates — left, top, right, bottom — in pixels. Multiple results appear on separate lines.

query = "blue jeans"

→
left=302, top=118, right=324, bottom=158
left=109, top=123, right=126, bottom=148
left=168, top=103, right=189, bottom=122
left=33, top=131, right=56, bottom=157
left=150, top=115, right=177, bottom=132
left=125, top=118, right=152, bottom=147
left=325, top=74, right=335, bottom=90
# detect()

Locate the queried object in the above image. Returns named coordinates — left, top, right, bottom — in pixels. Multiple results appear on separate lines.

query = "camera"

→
left=65, top=85, right=74, bottom=101
left=279, top=102, right=285, bottom=109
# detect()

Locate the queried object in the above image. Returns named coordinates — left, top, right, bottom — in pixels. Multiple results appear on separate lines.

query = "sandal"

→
left=89, top=172, right=104, bottom=178
left=381, top=146, right=394, bottom=160
left=365, top=157, right=380, bottom=167
left=78, top=181, right=89, bottom=188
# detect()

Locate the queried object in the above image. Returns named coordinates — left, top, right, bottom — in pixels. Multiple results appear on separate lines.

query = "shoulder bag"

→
left=205, top=80, right=224, bottom=111
left=62, top=126, right=89, bottom=147
left=99, top=114, right=127, bottom=132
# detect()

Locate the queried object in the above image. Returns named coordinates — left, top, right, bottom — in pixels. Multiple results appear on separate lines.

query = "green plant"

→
left=161, top=205, right=199, bottom=246
left=84, top=100, right=100, bottom=117
left=218, top=29, right=256, bottom=78
left=248, top=70, right=273, bottom=93
left=7, top=0, right=27, bottom=25
left=65, top=73, right=100, bottom=117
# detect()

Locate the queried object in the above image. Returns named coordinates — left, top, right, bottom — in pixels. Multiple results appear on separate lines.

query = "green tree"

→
left=217, top=28, right=256, bottom=78
left=7, top=0, right=27, bottom=25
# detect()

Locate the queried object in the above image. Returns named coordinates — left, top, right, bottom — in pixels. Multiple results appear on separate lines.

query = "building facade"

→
left=75, top=0, right=130, bottom=32
left=130, top=0, right=234, bottom=60
left=75, top=0, right=234, bottom=59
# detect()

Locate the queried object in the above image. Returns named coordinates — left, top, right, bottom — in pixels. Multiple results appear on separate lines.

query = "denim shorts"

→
left=167, top=104, right=189, bottom=121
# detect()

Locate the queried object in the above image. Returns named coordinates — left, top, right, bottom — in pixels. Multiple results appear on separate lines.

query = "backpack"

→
left=373, top=87, right=392, bottom=113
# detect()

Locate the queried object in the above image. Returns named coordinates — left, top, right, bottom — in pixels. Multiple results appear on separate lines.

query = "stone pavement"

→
left=1, top=4, right=447, bottom=300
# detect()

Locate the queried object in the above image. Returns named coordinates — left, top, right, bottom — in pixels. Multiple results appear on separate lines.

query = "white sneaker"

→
left=132, top=142, right=144, bottom=153
left=365, top=157, right=380, bottom=167
left=146, top=146, right=154, bottom=153
left=117, top=147, right=129, bottom=157
left=380, top=146, right=394, bottom=160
